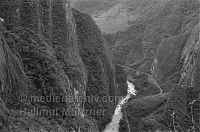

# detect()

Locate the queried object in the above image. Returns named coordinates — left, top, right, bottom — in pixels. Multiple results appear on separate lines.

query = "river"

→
left=103, top=80, right=136, bottom=132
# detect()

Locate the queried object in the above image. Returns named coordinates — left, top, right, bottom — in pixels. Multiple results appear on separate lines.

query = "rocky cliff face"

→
left=0, top=0, right=116, bottom=131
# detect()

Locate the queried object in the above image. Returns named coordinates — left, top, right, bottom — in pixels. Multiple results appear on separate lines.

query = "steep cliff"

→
left=72, top=9, right=116, bottom=131
left=0, top=0, right=117, bottom=131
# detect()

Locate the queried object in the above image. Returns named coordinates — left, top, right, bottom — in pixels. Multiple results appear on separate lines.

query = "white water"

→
left=0, top=18, right=4, bottom=22
left=103, top=80, right=136, bottom=132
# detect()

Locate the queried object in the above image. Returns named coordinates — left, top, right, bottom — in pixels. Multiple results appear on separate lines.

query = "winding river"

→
left=103, top=80, right=136, bottom=132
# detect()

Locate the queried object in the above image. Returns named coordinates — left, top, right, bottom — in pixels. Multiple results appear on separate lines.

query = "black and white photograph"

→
left=0, top=0, right=199, bottom=131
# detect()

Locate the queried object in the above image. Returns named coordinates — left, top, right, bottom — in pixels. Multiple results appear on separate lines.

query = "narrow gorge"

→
left=0, top=0, right=200, bottom=132
left=104, top=80, right=136, bottom=132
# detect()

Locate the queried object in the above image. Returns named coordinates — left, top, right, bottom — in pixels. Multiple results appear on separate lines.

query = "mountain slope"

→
left=0, top=0, right=116, bottom=131
left=73, top=0, right=170, bottom=34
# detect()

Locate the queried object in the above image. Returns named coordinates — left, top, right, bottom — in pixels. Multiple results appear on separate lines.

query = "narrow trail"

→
left=103, top=80, right=136, bottom=132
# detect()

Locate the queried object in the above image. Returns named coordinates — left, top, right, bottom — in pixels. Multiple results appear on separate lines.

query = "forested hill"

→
left=0, top=0, right=117, bottom=131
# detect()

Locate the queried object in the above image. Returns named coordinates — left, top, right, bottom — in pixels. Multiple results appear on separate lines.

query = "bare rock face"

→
left=179, top=23, right=200, bottom=88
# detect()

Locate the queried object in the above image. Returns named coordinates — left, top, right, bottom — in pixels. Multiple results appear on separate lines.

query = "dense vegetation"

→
left=74, top=0, right=200, bottom=131
left=0, top=0, right=117, bottom=131
left=0, top=0, right=199, bottom=131
left=111, top=0, right=200, bottom=131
